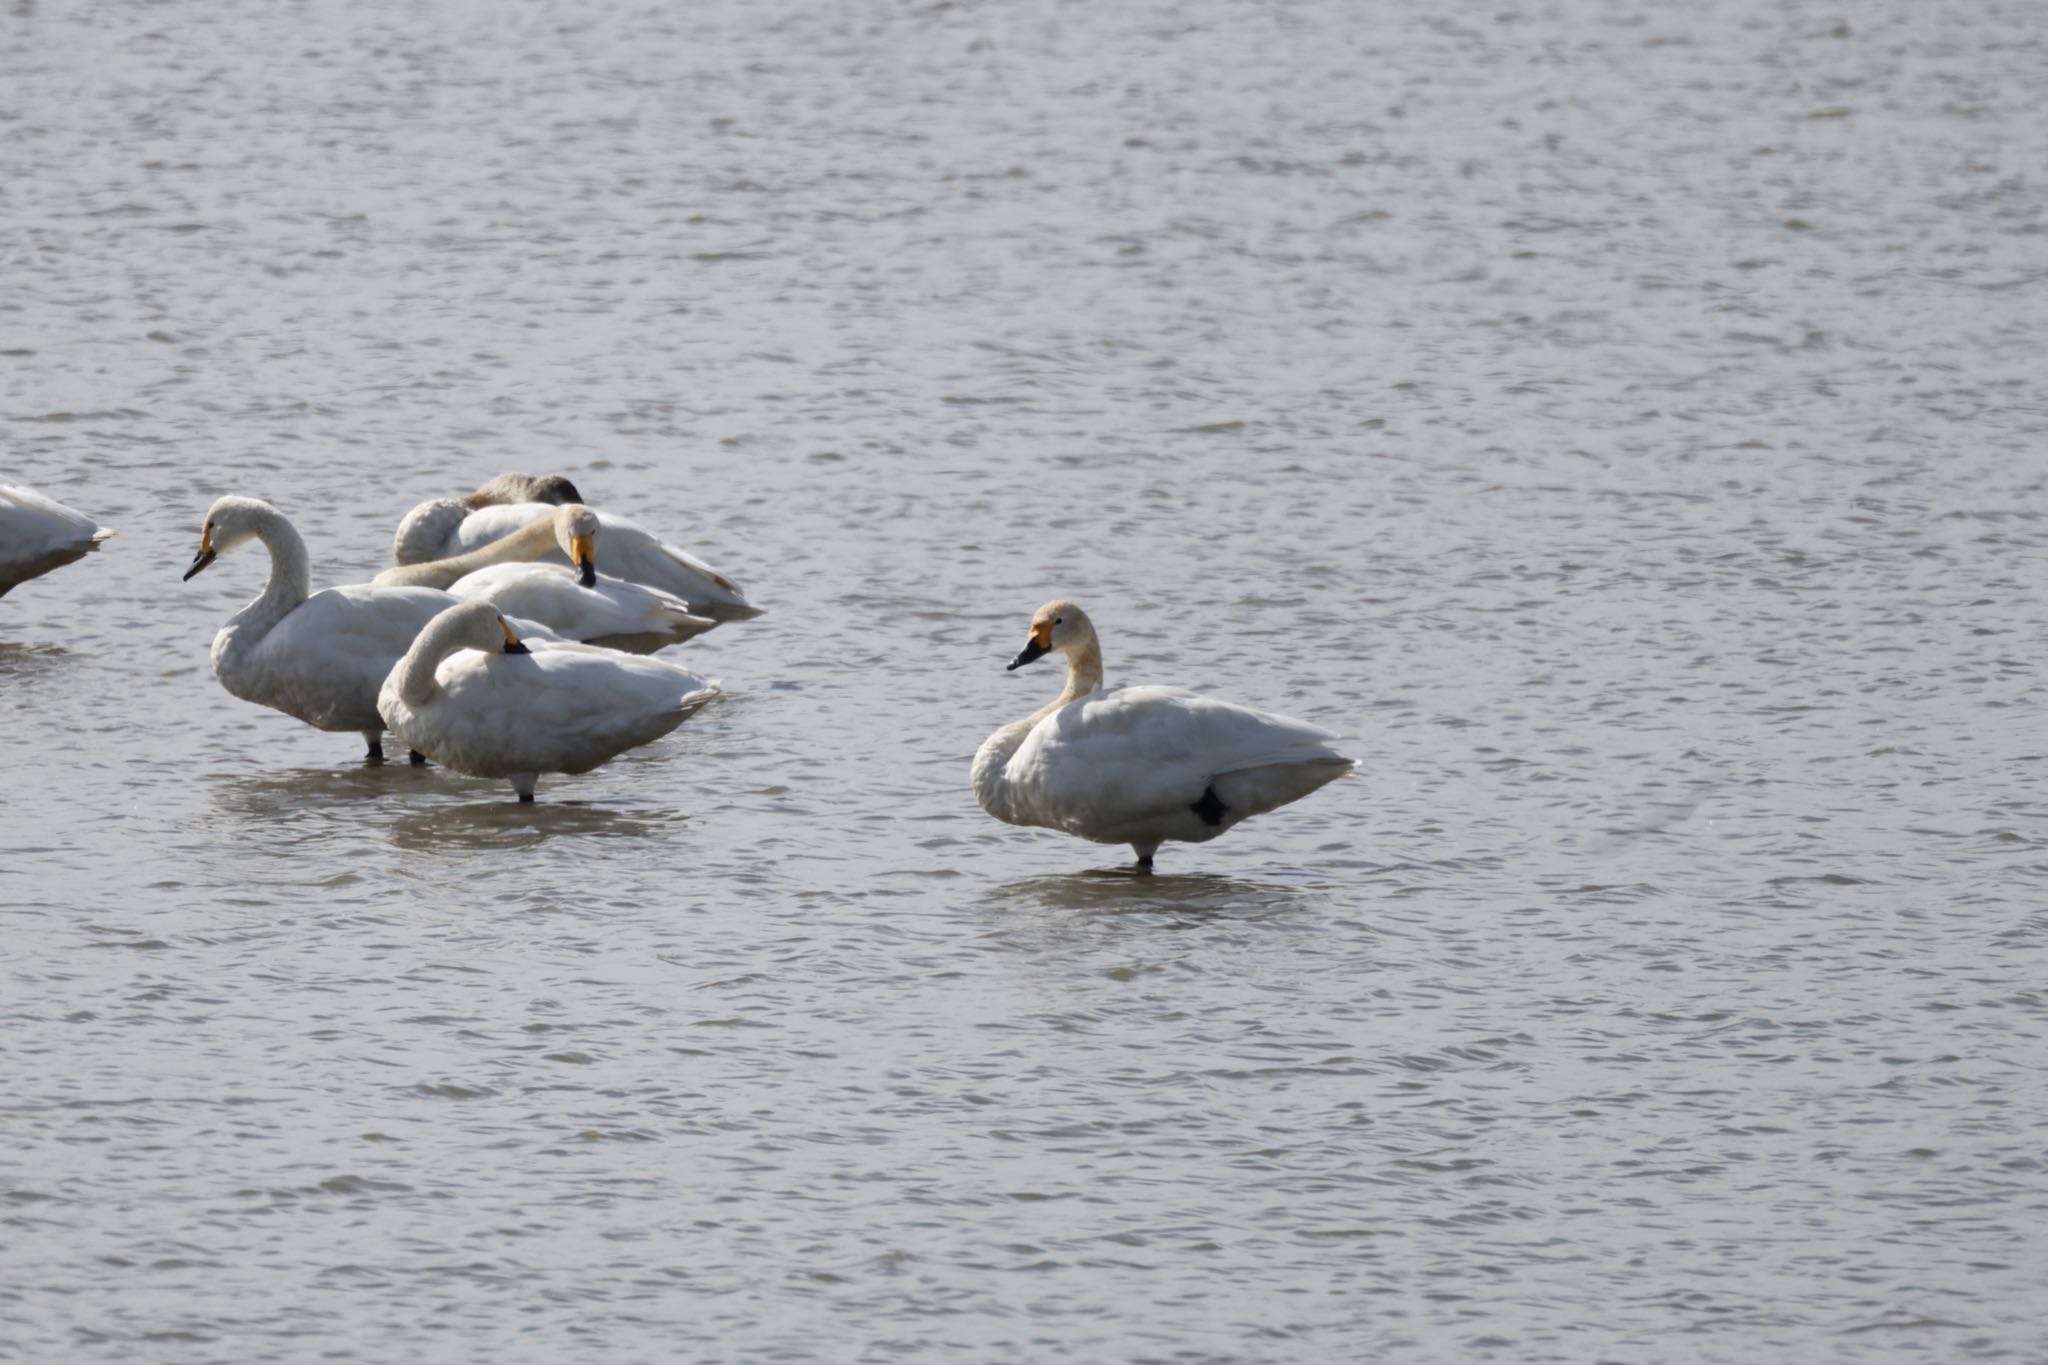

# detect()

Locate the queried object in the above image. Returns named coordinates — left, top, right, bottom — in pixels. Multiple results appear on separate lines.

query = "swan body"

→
left=400, top=501, right=760, bottom=623
left=1, top=484, right=116, bottom=598
left=378, top=601, right=720, bottom=802
left=184, top=494, right=554, bottom=758
left=972, top=600, right=1354, bottom=867
left=376, top=504, right=714, bottom=651
left=390, top=472, right=584, bottom=568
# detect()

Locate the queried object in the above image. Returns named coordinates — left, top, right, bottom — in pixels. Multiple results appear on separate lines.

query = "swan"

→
left=391, top=472, right=584, bottom=568
left=1, top=484, right=116, bottom=598
left=971, top=600, right=1355, bottom=869
left=373, top=503, right=716, bottom=651
left=396, top=500, right=761, bottom=623
left=184, top=494, right=559, bottom=761
left=378, top=600, right=720, bottom=802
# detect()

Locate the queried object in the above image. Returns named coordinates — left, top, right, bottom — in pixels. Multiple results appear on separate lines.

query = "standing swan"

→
left=184, top=494, right=542, bottom=761
left=378, top=601, right=720, bottom=803
left=972, top=600, right=1354, bottom=869
left=373, top=503, right=715, bottom=651
left=1, top=485, right=116, bottom=598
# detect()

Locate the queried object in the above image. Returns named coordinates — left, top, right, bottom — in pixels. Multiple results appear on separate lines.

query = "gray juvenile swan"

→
left=390, top=472, right=585, bottom=568
left=972, top=600, right=1355, bottom=869
left=378, top=601, right=720, bottom=803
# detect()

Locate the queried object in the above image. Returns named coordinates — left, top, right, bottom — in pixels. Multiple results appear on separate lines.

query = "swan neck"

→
left=1058, top=637, right=1104, bottom=706
left=390, top=612, right=467, bottom=707
left=386, top=514, right=556, bottom=589
left=239, top=510, right=313, bottom=635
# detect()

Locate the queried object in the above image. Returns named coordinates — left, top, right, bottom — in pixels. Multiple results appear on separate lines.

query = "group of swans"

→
left=184, top=476, right=752, bottom=801
left=21, top=469, right=1355, bottom=862
left=0, top=484, right=115, bottom=598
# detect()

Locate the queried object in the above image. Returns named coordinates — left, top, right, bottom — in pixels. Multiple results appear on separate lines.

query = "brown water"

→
left=3, top=0, right=2046, bottom=1360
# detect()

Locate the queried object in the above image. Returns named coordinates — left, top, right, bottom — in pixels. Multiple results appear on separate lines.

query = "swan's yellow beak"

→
left=569, top=532, right=596, bottom=588
left=182, top=524, right=217, bottom=581
left=501, top=618, right=531, bottom=655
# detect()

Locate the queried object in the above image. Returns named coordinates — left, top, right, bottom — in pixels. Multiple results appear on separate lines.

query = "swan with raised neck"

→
left=184, top=493, right=485, bottom=759
left=970, top=598, right=1102, bottom=825
left=972, top=598, right=1355, bottom=868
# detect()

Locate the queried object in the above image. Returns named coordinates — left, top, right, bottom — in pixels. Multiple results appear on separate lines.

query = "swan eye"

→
left=1053, top=616, right=1062, bottom=626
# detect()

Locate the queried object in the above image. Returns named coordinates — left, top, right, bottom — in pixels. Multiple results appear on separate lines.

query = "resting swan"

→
left=1, top=484, right=116, bottom=598
left=396, top=500, right=761, bottom=623
left=390, top=472, right=583, bottom=568
left=972, top=600, right=1355, bottom=869
left=378, top=601, right=720, bottom=802
left=373, top=503, right=715, bottom=651
left=184, top=494, right=557, bottom=761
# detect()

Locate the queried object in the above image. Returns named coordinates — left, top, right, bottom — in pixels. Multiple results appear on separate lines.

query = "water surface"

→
left=3, top=0, right=2046, bottom=1360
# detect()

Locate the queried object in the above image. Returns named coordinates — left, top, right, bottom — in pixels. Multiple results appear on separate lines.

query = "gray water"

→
left=4, top=0, right=2046, bottom=1360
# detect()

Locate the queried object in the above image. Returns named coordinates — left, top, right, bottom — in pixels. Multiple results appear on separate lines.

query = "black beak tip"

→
left=182, top=550, right=216, bottom=582
left=577, top=560, right=597, bottom=589
left=1007, top=640, right=1049, bottom=671
left=504, top=639, right=532, bottom=655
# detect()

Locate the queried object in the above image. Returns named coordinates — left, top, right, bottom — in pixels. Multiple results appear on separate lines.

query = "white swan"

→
left=396, top=500, right=761, bottom=623
left=972, top=600, right=1354, bottom=869
left=390, top=472, right=584, bottom=568
left=184, top=494, right=557, bottom=761
left=374, top=504, right=715, bottom=652
left=378, top=601, right=720, bottom=802
left=1, top=484, right=116, bottom=598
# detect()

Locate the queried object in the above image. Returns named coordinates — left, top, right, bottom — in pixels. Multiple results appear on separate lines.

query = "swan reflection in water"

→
left=388, top=797, right=689, bottom=852
left=979, top=867, right=1320, bottom=924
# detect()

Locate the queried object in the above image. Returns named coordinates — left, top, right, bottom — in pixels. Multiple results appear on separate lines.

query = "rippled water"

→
left=4, top=0, right=2046, bottom=1359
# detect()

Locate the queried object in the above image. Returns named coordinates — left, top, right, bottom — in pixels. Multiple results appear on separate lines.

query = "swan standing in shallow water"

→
left=374, top=504, right=714, bottom=651
left=1, top=485, right=116, bottom=598
left=396, top=499, right=761, bottom=624
left=184, top=494, right=554, bottom=761
left=378, top=601, right=720, bottom=802
left=972, top=600, right=1354, bottom=869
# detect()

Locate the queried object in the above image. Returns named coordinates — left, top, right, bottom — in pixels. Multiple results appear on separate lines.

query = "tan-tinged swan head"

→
left=1007, top=598, right=1095, bottom=671
left=552, top=504, right=602, bottom=588
left=464, top=472, right=586, bottom=510
left=183, top=495, right=278, bottom=581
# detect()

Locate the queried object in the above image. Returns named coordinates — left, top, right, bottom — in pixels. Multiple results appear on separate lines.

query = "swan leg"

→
left=409, top=750, right=428, bottom=767
left=1133, top=841, right=1159, bottom=872
left=363, top=731, right=384, bottom=762
left=509, top=772, right=538, bottom=803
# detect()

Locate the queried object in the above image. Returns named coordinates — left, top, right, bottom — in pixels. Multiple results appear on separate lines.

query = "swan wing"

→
left=0, top=485, right=115, bottom=594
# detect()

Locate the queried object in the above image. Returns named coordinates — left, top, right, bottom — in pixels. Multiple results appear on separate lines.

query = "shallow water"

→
left=4, top=0, right=2047, bottom=1360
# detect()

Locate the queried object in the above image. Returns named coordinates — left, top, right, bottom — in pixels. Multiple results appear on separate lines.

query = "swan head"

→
left=552, top=504, right=602, bottom=588
left=465, top=472, right=585, bottom=509
left=183, top=495, right=277, bottom=581
left=432, top=600, right=533, bottom=657
left=1007, top=599, right=1094, bottom=670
